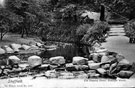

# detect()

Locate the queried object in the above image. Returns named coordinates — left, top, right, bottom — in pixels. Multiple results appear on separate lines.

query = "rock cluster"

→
left=0, top=42, right=134, bottom=79
left=0, top=42, right=46, bottom=62
left=0, top=42, right=44, bottom=55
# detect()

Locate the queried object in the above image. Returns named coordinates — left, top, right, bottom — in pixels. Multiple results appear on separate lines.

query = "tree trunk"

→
left=129, top=38, right=133, bottom=43
left=100, top=5, right=105, bottom=21
left=0, top=29, right=3, bottom=40
left=0, top=35, right=2, bottom=40
left=25, top=28, right=28, bottom=37
left=21, top=28, right=24, bottom=38
left=129, top=9, right=135, bottom=20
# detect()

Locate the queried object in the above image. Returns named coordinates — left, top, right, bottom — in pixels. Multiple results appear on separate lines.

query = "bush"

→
left=76, top=24, right=92, bottom=36
left=124, top=20, right=135, bottom=38
left=81, top=21, right=109, bottom=43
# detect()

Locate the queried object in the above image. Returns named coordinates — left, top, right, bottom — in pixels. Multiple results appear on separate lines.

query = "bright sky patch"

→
left=0, top=0, right=5, bottom=7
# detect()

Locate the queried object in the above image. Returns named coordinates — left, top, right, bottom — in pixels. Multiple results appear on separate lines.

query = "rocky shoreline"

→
left=0, top=40, right=134, bottom=79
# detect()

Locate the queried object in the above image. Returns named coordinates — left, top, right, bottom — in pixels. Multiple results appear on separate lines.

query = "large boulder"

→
left=39, top=64, right=49, bottom=71
left=21, top=44, right=31, bottom=50
left=30, top=45, right=39, bottom=50
left=101, top=55, right=117, bottom=64
left=0, top=69, right=2, bottom=74
left=49, top=64, right=58, bottom=70
left=97, top=68, right=107, bottom=75
left=66, top=63, right=77, bottom=71
left=98, top=52, right=107, bottom=56
left=28, top=55, right=42, bottom=67
left=96, top=48, right=108, bottom=53
left=0, top=48, right=5, bottom=54
left=19, top=64, right=29, bottom=70
left=45, top=70, right=58, bottom=78
left=49, top=56, right=65, bottom=65
left=72, top=56, right=88, bottom=65
left=118, top=59, right=130, bottom=65
left=101, top=55, right=110, bottom=63
left=101, top=64, right=110, bottom=69
left=8, top=56, right=21, bottom=65
left=75, top=65, right=89, bottom=71
left=117, top=71, right=134, bottom=78
left=10, top=43, right=21, bottom=52
left=88, top=60, right=95, bottom=64
left=2, top=45, right=14, bottom=53
left=116, top=54, right=125, bottom=61
left=91, top=53, right=101, bottom=62
left=36, top=42, right=44, bottom=48
left=93, top=42, right=101, bottom=48
left=87, top=70, right=96, bottom=74
left=109, top=62, right=118, bottom=74
left=88, top=63, right=101, bottom=70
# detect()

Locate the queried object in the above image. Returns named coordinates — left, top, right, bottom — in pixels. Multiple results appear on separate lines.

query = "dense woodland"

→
left=0, top=0, right=135, bottom=41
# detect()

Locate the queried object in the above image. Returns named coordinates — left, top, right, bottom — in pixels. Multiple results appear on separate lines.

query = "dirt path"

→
left=102, top=25, right=135, bottom=63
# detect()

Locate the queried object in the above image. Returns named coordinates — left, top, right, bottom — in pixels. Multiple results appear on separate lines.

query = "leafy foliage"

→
left=124, top=20, right=135, bottom=37
left=0, top=6, right=23, bottom=40
left=1, top=0, right=134, bottom=41
left=81, top=21, right=109, bottom=43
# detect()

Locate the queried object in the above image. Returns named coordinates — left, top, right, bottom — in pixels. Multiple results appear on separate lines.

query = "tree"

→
left=5, top=0, right=52, bottom=38
left=100, top=4, right=105, bottom=21
left=0, top=7, right=22, bottom=40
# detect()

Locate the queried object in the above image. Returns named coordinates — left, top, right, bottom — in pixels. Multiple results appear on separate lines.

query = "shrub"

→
left=76, top=24, right=92, bottom=36
left=124, top=20, right=135, bottom=37
left=81, top=21, right=109, bottom=43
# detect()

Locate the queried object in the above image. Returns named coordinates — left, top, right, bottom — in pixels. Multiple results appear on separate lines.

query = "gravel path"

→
left=102, top=25, right=135, bottom=63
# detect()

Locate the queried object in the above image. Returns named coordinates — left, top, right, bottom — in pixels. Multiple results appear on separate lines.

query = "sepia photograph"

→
left=0, top=0, right=135, bottom=88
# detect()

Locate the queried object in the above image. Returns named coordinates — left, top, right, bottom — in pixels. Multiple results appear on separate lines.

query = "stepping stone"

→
left=8, top=56, right=21, bottom=65
left=118, top=59, right=130, bottom=65
left=88, top=60, right=95, bottom=64
left=2, top=45, right=14, bottom=53
left=45, top=70, right=58, bottom=78
left=21, top=44, right=31, bottom=50
left=19, top=64, right=29, bottom=70
left=75, top=65, right=89, bottom=71
left=36, top=42, right=44, bottom=48
left=0, top=48, right=5, bottom=54
left=88, top=63, right=101, bottom=70
left=66, top=63, right=77, bottom=71
left=91, top=53, right=101, bottom=62
left=39, top=64, right=49, bottom=70
left=101, top=55, right=110, bottom=63
left=72, top=56, right=88, bottom=65
left=97, top=68, right=107, bottom=75
left=30, top=45, right=39, bottom=50
left=49, top=56, right=65, bottom=65
left=101, top=64, right=110, bottom=69
left=49, top=64, right=58, bottom=70
left=28, top=55, right=42, bottom=68
left=117, top=70, right=134, bottom=78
